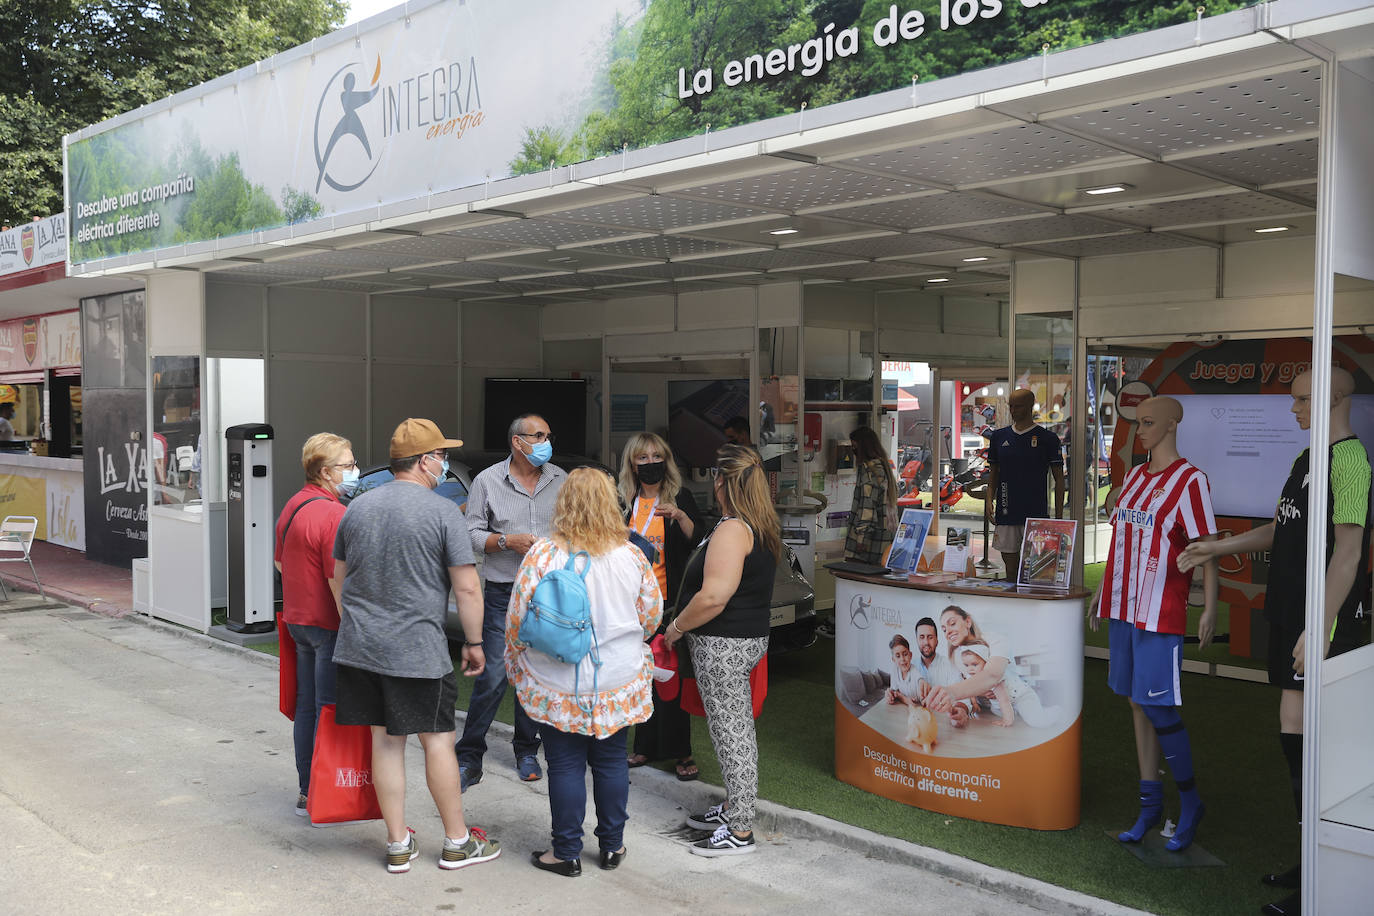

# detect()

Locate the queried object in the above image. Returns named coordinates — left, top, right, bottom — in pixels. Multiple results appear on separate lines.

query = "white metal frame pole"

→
left=1301, top=55, right=1339, bottom=916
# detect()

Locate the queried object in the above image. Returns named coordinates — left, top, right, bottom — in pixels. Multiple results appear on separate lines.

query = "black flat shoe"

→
left=1262, top=865, right=1300, bottom=889
left=530, top=850, right=581, bottom=877
left=600, top=847, right=626, bottom=870
left=1261, top=891, right=1300, bottom=916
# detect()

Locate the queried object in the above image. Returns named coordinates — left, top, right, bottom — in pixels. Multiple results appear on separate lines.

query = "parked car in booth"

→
left=344, top=448, right=817, bottom=653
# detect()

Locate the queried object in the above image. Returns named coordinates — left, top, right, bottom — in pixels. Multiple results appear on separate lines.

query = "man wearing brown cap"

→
left=331, top=419, right=500, bottom=874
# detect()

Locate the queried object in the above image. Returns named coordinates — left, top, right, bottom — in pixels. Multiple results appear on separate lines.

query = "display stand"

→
left=833, top=570, right=1086, bottom=830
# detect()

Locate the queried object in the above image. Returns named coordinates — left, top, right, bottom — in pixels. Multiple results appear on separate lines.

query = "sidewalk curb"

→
left=101, top=605, right=1145, bottom=916
left=0, top=570, right=134, bottom=618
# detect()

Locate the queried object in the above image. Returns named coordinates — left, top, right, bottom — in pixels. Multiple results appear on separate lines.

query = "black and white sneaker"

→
left=685, top=803, right=728, bottom=831
left=689, top=823, right=756, bottom=857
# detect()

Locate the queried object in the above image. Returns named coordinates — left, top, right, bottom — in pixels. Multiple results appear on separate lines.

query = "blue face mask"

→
left=425, top=455, right=449, bottom=487
left=524, top=439, right=553, bottom=467
left=337, top=466, right=360, bottom=496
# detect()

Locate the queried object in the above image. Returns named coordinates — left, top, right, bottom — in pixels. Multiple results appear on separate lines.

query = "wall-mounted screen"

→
left=483, top=378, right=587, bottom=456
left=1174, top=394, right=1374, bottom=519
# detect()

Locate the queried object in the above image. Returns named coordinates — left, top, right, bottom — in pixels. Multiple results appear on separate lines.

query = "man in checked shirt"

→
left=456, top=413, right=566, bottom=790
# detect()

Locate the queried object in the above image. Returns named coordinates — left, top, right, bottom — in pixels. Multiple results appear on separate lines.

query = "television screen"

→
left=1173, top=393, right=1374, bottom=519
left=483, top=378, right=587, bottom=455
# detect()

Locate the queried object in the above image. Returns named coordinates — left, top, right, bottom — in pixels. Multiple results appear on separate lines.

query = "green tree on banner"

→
left=0, top=0, right=345, bottom=226
left=577, top=0, right=1259, bottom=155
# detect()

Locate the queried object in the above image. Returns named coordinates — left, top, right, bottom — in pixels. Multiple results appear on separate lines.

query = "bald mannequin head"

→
left=1291, top=366, right=1356, bottom=440
left=1136, top=396, right=1184, bottom=462
left=1008, top=388, right=1035, bottom=427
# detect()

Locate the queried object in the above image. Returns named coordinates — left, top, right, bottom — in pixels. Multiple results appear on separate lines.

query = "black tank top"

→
left=677, top=517, right=777, bottom=639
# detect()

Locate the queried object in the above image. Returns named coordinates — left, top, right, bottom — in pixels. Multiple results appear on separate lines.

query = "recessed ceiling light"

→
left=767, top=227, right=800, bottom=235
left=1253, top=225, right=1292, bottom=234
left=1081, top=183, right=1133, bottom=195
left=927, top=277, right=950, bottom=283
left=961, top=256, right=990, bottom=262
left=547, top=255, right=577, bottom=263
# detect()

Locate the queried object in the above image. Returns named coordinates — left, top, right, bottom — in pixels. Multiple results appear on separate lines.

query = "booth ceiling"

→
left=193, top=25, right=1364, bottom=306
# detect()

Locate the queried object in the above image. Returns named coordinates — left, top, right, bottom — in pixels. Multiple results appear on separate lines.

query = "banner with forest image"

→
left=66, top=0, right=1258, bottom=266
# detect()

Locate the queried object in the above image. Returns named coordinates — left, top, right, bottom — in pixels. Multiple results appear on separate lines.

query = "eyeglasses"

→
left=520, top=431, right=554, bottom=444
left=709, top=467, right=722, bottom=478
left=332, top=461, right=358, bottom=470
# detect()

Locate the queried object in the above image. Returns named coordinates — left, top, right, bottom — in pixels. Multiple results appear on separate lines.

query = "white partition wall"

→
left=146, top=270, right=209, bottom=632
left=1315, top=59, right=1374, bottom=914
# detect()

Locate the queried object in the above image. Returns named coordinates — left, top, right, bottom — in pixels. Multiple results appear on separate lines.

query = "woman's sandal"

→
left=627, top=754, right=650, bottom=768
left=675, top=758, right=700, bottom=782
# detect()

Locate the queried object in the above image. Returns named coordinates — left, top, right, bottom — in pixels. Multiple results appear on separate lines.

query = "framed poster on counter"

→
left=833, top=577, right=1083, bottom=830
left=1017, top=519, right=1077, bottom=589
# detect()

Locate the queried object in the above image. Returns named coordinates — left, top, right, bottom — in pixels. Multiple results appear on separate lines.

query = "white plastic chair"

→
left=0, top=516, right=43, bottom=600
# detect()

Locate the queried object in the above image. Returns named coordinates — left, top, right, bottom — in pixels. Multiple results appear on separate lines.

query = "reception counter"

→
left=832, top=570, right=1087, bottom=830
left=0, top=452, right=84, bottom=550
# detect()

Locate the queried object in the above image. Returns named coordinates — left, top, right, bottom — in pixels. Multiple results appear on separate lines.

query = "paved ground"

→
left=0, top=593, right=1150, bottom=916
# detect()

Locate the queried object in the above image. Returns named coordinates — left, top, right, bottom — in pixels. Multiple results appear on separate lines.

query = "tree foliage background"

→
left=0, top=0, right=346, bottom=226
left=512, top=0, right=1259, bottom=175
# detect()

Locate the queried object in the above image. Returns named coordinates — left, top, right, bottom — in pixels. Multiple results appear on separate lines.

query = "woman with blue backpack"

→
left=505, top=467, right=663, bottom=877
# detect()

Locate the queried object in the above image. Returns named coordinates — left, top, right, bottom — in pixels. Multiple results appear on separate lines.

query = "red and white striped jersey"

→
left=1098, top=458, right=1216, bottom=635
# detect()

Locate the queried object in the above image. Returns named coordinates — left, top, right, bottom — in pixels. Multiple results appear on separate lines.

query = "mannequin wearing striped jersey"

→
left=1091, top=396, right=1219, bottom=853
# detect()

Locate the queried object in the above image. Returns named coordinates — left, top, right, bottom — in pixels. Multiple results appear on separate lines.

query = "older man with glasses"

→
left=456, top=412, right=567, bottom=789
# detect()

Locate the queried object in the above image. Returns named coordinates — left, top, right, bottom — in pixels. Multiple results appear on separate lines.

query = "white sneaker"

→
left=689, top=823, right=756, bottom=857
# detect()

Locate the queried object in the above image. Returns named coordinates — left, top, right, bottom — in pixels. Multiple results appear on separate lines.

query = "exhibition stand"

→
left=56, top=0, right=1374, bottom=909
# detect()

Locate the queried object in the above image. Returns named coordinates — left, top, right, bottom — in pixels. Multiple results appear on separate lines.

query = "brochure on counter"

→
left=884, top=508, right=933, bottom=575
left=1017, top=518, right=1078, bottom=590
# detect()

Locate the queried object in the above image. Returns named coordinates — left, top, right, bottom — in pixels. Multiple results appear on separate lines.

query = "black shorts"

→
left=335, top=664, right=457, bottom=736
left=1267, top=610, right=1371, bottom=690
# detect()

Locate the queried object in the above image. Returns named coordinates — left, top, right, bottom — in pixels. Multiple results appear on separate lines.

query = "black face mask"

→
left=636, top=461, right=667, bottom=486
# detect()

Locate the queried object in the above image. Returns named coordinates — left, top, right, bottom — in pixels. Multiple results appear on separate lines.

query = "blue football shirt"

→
left=988, top=424, right=1063, bottom=525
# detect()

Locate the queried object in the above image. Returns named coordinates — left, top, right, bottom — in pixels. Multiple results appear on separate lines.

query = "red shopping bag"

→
left=650, top=634, right=680, bottom=701
left=278, top=616, right=297, bottom=720
left=678, top=648, right=767, bottom=719
left=306, top=704, right=383, bottom=825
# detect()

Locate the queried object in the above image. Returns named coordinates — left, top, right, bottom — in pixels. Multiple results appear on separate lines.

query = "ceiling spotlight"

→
left=927, top=277, right=950, bottom=283
left=1253, top=225, right=1292, bottom=234
left=768, top=227, right=800, bottom=235
left=961, top=256, right=990, bottom=262
left=996, top=387, right=1005, bottom=396
left=1081, top=183, right=1133, bottom=195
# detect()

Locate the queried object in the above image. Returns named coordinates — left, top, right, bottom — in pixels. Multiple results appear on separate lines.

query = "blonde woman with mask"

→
left=664, top=444, right=780, bottom=856
left=618, top=432, right=701, bottom=779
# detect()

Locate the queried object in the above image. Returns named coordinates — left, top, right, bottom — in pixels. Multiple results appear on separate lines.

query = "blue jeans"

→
left=287, top=623, right=338, bottom=796
left=540, top=725, right=629, bottom=861
left=456, top=580, right=540, bottom=768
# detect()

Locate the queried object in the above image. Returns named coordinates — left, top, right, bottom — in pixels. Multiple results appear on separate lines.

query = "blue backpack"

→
left=519, top=551, right=602, bottom=713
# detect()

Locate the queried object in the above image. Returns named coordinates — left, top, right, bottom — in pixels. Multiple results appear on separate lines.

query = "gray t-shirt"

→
left=332, top=480, right=474, bottom=678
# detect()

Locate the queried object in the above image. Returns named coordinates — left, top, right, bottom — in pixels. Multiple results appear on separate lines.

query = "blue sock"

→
left=1144, top=705, right=1204, bottom=851
left=1118, top=779, right=1163, bottom=843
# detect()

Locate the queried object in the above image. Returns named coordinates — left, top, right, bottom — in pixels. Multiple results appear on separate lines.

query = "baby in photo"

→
left=958, top=642, right=1061, bottom=728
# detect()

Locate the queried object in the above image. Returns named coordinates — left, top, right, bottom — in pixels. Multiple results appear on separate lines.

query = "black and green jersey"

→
left=1264, top=437, right=1372, bottom=653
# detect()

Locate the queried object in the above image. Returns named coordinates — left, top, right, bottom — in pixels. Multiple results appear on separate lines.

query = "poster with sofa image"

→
left=833, top=579, right=1083, bottom=829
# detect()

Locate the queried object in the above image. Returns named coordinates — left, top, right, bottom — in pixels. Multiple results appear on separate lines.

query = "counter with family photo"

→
left=832, top=572, right=1087, bottom=830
